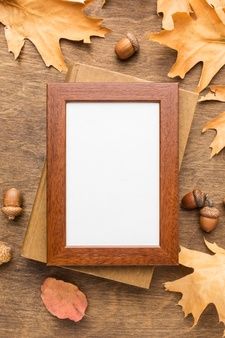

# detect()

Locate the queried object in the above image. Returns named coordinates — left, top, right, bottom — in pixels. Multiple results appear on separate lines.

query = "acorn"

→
left=115, top=32, right=139, bottom=60
left=199, top=206, right=220, bottom=233
left=1, top=188, right=22, bottom=220
left=181, top=189, right=206, bottom=210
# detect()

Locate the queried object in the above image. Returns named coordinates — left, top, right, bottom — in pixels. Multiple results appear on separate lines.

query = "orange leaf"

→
left=41, top=278, right=88, bottom=322
left=0, top=0, right=110, bottom=71
left=202, top=111, right=225, bottom=157
left=157, top=0, right=225, bottom=30
left=208, top=0, right=225, bottom=23
left=150, top=0, right=225, bottom=92
left=199, top=85, right=225, bottom=102
left=165, top=240, right=225, bottom=335
left=157, top=0, right=192, bottom=30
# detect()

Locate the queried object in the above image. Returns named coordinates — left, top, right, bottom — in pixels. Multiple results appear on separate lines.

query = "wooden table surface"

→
left=1, top=1, right=225, bottom=337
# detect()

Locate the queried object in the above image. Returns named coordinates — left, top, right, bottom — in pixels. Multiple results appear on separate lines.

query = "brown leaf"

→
left=41, top=278, right=88, bottom=322
left=165, top=240, right=225, bottom=334
left=150, top=0, right=225, bottom=92
left=202, top=111, right=225, bottom=157
left=0, top=0, right=110, bottom=71
left=157, top=0, right=192, bottom=30
left=199, top=85, right=225, bottom=102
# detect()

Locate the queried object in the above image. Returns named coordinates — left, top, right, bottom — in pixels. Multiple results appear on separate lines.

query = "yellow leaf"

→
left=199, top=85, right=225, bottom=102
left=150, top=0, right=225, bottom=92
left=157, top=0, right=192, bottom=30
left=0, top=0, right=110, bottom=72
left=165, top=240, right=225, bottom=334
left=202, top=111, right=225, bottom=157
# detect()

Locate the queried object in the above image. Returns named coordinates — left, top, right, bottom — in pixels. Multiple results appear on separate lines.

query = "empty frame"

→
left=66, top=102, right=159, bottom=247
left=47, top=83, right=179, bottom=265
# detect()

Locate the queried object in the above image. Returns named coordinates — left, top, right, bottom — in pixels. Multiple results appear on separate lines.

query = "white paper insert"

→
left=66, top=102, right=159, bottom=247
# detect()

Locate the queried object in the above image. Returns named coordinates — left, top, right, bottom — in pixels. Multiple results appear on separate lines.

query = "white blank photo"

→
left=66, top=102, right=159, bottom=247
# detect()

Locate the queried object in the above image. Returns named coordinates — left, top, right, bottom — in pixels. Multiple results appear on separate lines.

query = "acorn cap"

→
left=204, top=195, right=214, bottom=207
left=193, top=189, right=206, bottom=208
left=200, top=206, right=220, bottom=219
left=1, top=206, right=22, bottom=220
left=126, top=32, right=139, bottom=52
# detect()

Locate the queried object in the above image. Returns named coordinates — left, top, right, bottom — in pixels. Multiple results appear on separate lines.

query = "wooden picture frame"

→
left=47, top=82, right=179, bottom=266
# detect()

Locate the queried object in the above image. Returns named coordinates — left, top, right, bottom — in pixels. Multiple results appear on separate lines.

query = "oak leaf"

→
left=199, top=85, right=225, bottom=102
left=150, top=0, right=225, bottom=92
left=157, top=0, right=225, bottom=30
left=157, top=0, right=192, bottom=30
left=41, top=278, right=88, bottom=322
left=208, top=0, right=225, bottom=23
left=0, top=0, right=110, bottom=71
left=202, top=110, right=225, bottom=157
left=165, top=240, right=225, bottom=335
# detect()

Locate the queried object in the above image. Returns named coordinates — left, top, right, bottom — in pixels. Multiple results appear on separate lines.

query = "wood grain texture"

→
left=1, top=0, right=225, bottom=336
left=47, top=83, right=179, bottom=265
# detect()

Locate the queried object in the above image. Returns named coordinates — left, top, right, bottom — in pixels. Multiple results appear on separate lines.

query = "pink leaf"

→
left=41, top=278, right=88, bottom=322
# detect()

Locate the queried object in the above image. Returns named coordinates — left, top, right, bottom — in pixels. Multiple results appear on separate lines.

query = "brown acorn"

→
left=181, top=189, right=206, bottom=210
left=1, top=188, right=22, bottom=220
left=199, top=206, right=220, bottom=233
left=115, top=32, right=139, bottom=60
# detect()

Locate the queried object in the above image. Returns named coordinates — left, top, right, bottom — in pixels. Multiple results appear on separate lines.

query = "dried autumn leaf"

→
left=0, top=0, right=110, bottom=72
left=157, top=0, right=225, bottom=30
left=208, top=0, right=225, bottom=23
left=202, top=111, right=225, bottom=157
left=157, top=0, right=192, bottom=30
left=209, top=0, right=225, bottom=6
left=199, top=85, right=225, bottom=102
left=150, top=0, right=225, bottom=92
left=41, top=278, right=88, bottom=322
left=165, top=240, right=225, bottom=334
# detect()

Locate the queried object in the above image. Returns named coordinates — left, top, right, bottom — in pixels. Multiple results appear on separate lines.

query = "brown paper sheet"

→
left=21, top=63, right=198, bottom=288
